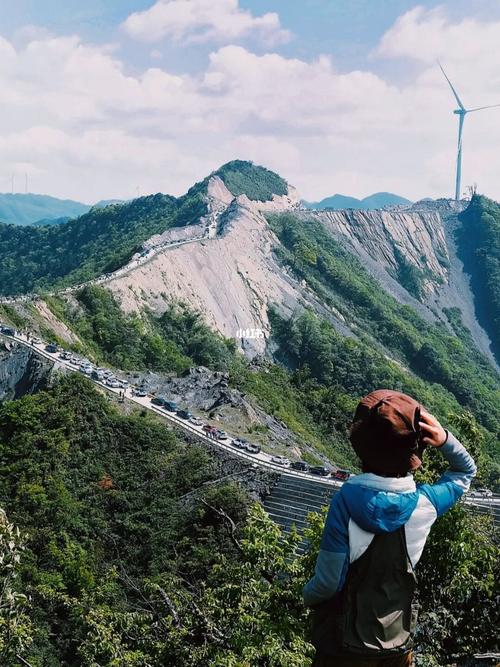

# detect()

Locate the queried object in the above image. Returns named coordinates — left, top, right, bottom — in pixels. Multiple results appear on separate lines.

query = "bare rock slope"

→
left=106, top=178, right=313, bottom=355
left=104, top=177, right=496, bottom=367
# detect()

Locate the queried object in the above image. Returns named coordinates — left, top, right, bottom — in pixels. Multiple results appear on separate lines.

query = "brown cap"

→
left=349, top=389, right=425, bottom=476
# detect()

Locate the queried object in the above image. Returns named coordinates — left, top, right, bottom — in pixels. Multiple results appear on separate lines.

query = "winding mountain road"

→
left=1, top=329, right=499, bottom=529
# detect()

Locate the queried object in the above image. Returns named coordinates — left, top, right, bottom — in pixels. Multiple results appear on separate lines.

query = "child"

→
left=303, top=389, right=477, bottom=666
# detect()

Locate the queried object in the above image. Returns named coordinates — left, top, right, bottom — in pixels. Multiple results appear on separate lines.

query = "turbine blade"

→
left=438, top=60, right=466, bottom=110
left=467, top=103, right=500, bottom=113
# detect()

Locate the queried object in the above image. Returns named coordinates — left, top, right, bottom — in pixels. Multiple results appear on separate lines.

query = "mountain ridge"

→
left=303, top=191, right=412, bottom=210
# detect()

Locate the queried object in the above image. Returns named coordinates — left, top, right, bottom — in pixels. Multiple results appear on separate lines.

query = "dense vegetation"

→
left=46, top=286, right=235, bottom=373
left=391, top=245, right=437, bottom=301
left=0, top=376, right=497, bottom=665
left=456, top=194, right=500, bottom=363
left=0, top=194, right=179, bottom=296
left=215, top=160, right=288, bottom=201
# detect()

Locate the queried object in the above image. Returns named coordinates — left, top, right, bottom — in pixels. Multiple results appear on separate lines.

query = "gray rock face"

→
left=308, top=205, right=450, bottom=295
left=297, top=199, right=497, bottom=369
left=126, top=364, right=309, bottom=454
left=0, top=340, right=55, bottom=402
left=105, top=179, right=349, bottom=357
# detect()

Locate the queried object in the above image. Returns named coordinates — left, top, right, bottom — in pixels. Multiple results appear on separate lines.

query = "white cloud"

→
left=121, top=0, right=290, bottom=45
left=377, top=6, right=500, bottom=66
left=1, top=6, right=500, bottom=204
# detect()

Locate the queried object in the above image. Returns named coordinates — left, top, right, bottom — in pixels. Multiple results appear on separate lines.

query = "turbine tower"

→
left=439, top=62, right=500, bottom=200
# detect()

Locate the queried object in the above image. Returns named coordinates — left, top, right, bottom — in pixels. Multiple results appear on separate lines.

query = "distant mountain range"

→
left=303, top=192, right=412, bottom=210
left=1, top=189, right=409, bottom=226
left=0, top=193, right=92, bottom=226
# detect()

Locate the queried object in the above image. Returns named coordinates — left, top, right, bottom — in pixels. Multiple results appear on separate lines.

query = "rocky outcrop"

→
left=309, top=205, right=450, bottom=295
left=105, top=179, right=333, bottom=356
left=125, top=365, right=307, bottom=453
left=296, top=199, right=497, bottom=368
left=0, top=339, right=56, bottom=401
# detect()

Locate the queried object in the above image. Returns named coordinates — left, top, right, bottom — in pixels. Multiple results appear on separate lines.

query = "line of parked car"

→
left=33, top=341, right=131, bottom=391
left=270, top=456, right=351, bottom=480
left=1, top=326, right=354, bottom=479
left=150, top=396, right=262, bottom=453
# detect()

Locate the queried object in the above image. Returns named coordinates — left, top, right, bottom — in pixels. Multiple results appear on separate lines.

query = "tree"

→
left=0, top=510, right=33, bottom=666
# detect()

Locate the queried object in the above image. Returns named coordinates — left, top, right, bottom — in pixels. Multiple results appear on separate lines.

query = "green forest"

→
left=0, top=161, right=287, bottom=297
left=0, top=376, right=497, bottom=665
left=0, top=194, right=179, bottom=296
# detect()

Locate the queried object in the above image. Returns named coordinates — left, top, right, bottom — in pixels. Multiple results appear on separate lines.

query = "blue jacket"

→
left=303, top=432, right=477, bottom=607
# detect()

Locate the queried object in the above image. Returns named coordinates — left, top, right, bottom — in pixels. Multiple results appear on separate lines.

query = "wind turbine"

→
left=439, top=62, right=500, bottom=200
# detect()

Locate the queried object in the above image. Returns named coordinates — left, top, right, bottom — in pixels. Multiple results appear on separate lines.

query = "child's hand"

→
left=418, top=411, right=447, bottom=447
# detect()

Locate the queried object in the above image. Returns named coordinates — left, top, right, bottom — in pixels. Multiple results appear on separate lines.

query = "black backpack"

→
left=311, top=525, right=419, bottom=657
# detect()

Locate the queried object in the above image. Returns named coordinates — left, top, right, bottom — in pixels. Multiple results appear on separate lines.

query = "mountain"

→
left=0, top=161, right=498, bottom=468
left=0, top=192, right=91, bottom=226
left=0, top=161, right=291, bottom=297
left=304, top=191, right=412, bottom=210
left=0, top=160, right=498, bottom=663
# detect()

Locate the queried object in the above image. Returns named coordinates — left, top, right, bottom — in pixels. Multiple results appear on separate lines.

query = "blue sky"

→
left=1, top=0, right=500, bottom=202
left=4, top=0, right=500, bottom=72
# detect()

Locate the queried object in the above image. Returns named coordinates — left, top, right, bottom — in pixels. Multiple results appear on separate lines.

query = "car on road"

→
left=189, top=416, right=204, bottom=426
left=216, top=429, right=228, bottom=440
left=163, top=400, right=178, bottom=412
left=310, top=465, right=331, bottom=477
left=291, top=461, right=309, bottom=472
left=475, top=487, right=493, bottom=497
left=91, top=370, right=106, bottom=382
left=133, top=388, right=148, bottom=397
left=176, top=409, right=193, bottom=420
left=232, top=438, right=249, bottom=450
left=0, top=326, right=16, bottom=336
left=245, top=442, right=261, bottom=454
left=331, top=468, right=351, bottom=481
left=45, top=343, right=58, bottom=353
left=32, top=336, right=42, bottom=344
left=202, top=424, right=218, bottom=438
left=271, top=455, right=290, bottom=467
left=151, top=396, right=166, bottom=406
left=106, top=378, right=121, bottom=388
